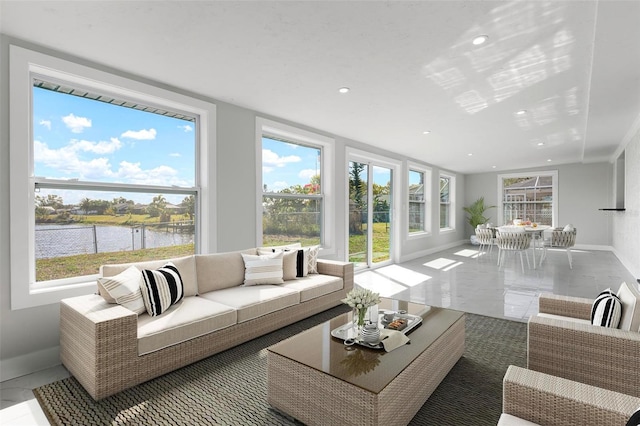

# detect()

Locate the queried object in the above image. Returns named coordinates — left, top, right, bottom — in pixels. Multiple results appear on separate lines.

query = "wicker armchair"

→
left=499, top=366, right=640, bottom=426
left=539, top=228, right=577, bottom=268
left=495, top=231, right=531, bottom=272
left=527, top=283, right=640, bottom=398
left=475, top=227, right=494, bottom=258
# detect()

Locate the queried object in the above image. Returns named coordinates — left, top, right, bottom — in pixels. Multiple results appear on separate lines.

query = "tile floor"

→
left=1, top=243, right=636, bottom=424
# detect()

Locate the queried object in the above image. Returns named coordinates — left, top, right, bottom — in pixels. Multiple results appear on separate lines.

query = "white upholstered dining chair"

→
left=495, top=231, right=532, bottom=273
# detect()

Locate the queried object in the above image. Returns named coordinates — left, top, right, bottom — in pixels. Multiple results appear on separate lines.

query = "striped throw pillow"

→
left=591, top=288, right=622, bottom=328
left=140, top=262, right=184, bottom=316
left=241, top=252, right=284, bottom=286
left=97, top=265, right=146, bottom=314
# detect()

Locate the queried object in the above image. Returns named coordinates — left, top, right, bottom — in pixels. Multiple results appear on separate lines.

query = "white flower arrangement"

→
left=342, top=287, right=381, bottom=310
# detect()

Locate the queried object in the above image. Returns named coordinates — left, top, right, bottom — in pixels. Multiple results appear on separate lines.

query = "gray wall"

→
left=0, top=36, right=466, bottom=379
left=612, top=127, right=640, bottom=278
left=464, top=162, right=614, bottom=247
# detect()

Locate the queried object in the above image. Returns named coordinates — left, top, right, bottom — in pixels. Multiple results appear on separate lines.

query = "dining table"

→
left=496, top=225, right=551, bottom=269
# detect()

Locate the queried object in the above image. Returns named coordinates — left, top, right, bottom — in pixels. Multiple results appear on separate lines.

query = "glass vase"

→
left=353, top=307, right=367, bottom=336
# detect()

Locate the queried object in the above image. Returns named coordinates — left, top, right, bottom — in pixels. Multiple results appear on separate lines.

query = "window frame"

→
left=9, top=45, right=216, bottom=310
left=497, top=170, right=558, bottom=227
left=255, top=118, right=335, bottom=255
left=407, top=162, right=431, bottom=238
left=439, top=172, right=456, bottom=231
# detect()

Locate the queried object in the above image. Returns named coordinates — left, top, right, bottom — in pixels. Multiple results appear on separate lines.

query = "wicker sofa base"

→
left=60, top=260, right=353, bottom=400
left=267, top=314, right=465, bottom=426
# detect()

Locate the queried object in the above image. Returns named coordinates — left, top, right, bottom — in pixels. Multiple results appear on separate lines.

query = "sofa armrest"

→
left=503, top=366, right=640, bottom=425
left=60, top=294, right=139, bottom=400
left=527, top=315, right=640, bottom=397
left=316, top=259, right=354, bottom=292
left=538, top=293, right=592, bottom=320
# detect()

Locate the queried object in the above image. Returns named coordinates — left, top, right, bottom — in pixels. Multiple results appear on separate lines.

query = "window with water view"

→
left=33, top=82, right=197, bottom=283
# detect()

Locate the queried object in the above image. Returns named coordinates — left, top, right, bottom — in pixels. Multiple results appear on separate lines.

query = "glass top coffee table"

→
left=266, top=298, right=465, bottom=425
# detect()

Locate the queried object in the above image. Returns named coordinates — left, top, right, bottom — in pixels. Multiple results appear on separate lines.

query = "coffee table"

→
left=266, top=298, right=465, bottom=425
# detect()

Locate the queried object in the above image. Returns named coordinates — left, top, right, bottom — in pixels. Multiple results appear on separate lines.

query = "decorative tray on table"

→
left=330, top=311, right=422, bottom=350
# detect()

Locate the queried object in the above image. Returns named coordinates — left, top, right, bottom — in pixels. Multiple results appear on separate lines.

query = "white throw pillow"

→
left=97, top=265, right=146, bottom=314
left=563, top=224, right=575, bottom=232
left=617, top=281, right=640, bottom=332
left=305, top=245, right=320, bottom=274
left=241, top=252, right=284, bottom=286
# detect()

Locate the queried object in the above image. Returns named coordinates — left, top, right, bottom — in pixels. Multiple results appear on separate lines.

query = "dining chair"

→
left=495, top=231, right=531, bottom=273
left=539, top=228, right=577, bottom=268
left=474, top=227, right=494, bottom=259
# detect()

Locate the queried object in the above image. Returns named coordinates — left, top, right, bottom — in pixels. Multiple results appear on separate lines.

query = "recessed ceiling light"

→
left=338, top=87, right=350, bottom=94
left=547, top=159, right=552, bottom=162
left=492, top=165, right=497, bottom=169
left=516, top=110, right=527, bottom=115
left=422, top=130, right=431, bottom=135
left=537, top=142, right=545, bottom=146
left=468, top=153, right=473, bottom=156
left=472, top=35, right=489, bottom=46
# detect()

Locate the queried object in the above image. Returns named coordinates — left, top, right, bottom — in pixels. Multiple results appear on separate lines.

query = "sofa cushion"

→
left=137, top=296, right=237, bottom=355
left=200, top=285, right=299, bottom=323
left=101, top=255, right=198, bottom=297
left=617, top=281, right=640, bottom=332
left=195, top=248, right=257, bottom=293
left=280, top=274, right=343, bottom=302
left=241, top=252, right=284, bottom=286
left=497, top=414, right=540, bottom=426
left=591, top=289, right=622, bottom=328
left=140, top=262, right=184, bottom=316
left=96, top=265, right=146, bottom=314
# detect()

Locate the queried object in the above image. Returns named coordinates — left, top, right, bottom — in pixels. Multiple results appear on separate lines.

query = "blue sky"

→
left=262, top=137, right=320, bottom=191
left=33, top=87, right=195, bottom=204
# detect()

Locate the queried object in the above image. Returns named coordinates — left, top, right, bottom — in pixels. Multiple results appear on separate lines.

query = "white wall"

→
left=464, top=162, right=614, bottom=247
left=612, top=126, right=640, bottom=278
left=0, top=36, right=466, bottom=379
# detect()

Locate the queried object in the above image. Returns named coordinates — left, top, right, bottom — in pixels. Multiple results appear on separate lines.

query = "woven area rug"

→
left=35, top=306, right=527, bottom=425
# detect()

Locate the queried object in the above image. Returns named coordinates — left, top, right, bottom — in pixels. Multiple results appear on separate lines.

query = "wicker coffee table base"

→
left=267, top=315, right=465, bottom=426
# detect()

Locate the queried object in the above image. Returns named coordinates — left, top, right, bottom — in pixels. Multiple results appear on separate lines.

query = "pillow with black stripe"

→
left=140, top=262, right=184, bottom=316
left=591, top=288, right=622, bottom=328
left=627, top=406, right=640, bottom=426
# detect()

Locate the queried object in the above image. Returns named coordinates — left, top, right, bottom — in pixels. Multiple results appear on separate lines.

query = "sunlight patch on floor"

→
left=442, top=261, right=464, bottom=272
left=424, top=258, right=456, bottom=270
left=354, top=270, right=408, bottom=298
left=374, top=264, right=431, bottom=287
left=454, top=249, right=480, bottom=258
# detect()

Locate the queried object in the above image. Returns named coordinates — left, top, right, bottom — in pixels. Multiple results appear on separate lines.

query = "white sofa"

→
left=60, top=248, right=354, bottom=400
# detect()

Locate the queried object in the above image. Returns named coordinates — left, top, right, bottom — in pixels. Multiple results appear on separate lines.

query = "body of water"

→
left=35, top=224, right=194, bottom=259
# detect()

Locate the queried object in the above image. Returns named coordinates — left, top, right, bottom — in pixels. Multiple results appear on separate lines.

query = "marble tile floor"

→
left=1, top=243, right=636, bottom=424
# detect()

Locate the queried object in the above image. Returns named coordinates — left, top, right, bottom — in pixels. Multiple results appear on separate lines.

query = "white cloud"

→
left=62, top=113, right=92, bottom=133
left=298, top=168, right=318, bottom=180
left=121, top=128, right=157, bottom=140
left=33, top=139, right=186, bottom=187
left=70, top=138, right=122, bottom=155
left=262, top=149, right=300, bottom=169
left=178, top=124, right=193, bottom=132
left=169, top=152, right=181, bottom=157
left=39, top=119, right=52, bottom=130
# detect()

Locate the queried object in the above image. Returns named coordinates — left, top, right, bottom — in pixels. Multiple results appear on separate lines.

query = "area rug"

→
left=34, top=306, right=527, bottom=425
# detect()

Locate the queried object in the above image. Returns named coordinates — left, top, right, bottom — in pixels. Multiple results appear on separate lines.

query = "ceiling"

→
left=2, top=1, right=639, bottom=174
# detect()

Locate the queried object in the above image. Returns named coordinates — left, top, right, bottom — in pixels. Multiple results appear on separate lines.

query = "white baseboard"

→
left=574, top=244, right=613, bottom=251
left=0, top=345, right=60, bottom=382
left=612, top=248, right=640, bottom=280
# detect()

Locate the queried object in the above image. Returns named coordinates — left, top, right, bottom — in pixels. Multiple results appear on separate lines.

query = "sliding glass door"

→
left=348, top=160, right=393, bottom=269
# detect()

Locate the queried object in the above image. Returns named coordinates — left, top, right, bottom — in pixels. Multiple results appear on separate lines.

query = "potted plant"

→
left=464, top=197, right=495, bottom=244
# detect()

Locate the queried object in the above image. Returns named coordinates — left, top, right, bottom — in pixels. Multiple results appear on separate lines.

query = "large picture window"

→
left=439, top=173, right=455, bottom=230
left=408, top=164, right=431, bottom=235
left=9, top=46, right=215, bottom=309
left=498, top=171, right=558, bottom=226
left=257, top=118, right=334, bottom=253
